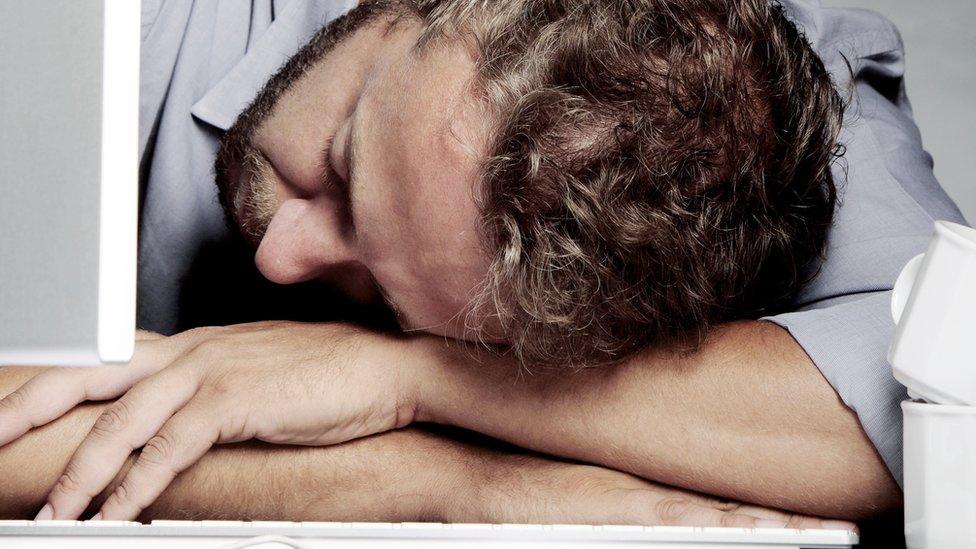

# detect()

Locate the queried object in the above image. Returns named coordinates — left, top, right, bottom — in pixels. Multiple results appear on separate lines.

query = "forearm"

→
left=0, top=366, right=681, bottom=524
left=415, top=321, right=901, bottom=519
left=134, top=431, right=471, bottom=522
left=0, top=367, right=466, bottom=521
left=0, top=366, right=848, bottom=530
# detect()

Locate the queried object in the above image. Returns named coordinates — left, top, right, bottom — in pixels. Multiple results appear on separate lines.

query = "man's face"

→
left=215, top=10, right=495, bottom=339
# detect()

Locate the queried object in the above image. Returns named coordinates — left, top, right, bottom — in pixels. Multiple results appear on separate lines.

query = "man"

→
left=0, top=0, right=965, bottom=528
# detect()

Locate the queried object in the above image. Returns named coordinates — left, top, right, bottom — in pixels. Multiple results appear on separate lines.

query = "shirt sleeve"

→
left=765, top=293, right=907, bottom=482
left=770, top=1, right=969, bottom=486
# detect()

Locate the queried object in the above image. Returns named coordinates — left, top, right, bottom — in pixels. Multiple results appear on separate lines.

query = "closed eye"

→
left=321, top=137, right=355, bottom=233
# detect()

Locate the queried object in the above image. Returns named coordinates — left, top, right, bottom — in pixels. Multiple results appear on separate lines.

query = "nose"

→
left=254, top=196, right=357, bottom=285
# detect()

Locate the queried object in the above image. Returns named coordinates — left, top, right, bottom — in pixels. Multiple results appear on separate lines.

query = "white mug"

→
left=889, top=220, right=976, bottom=405
left=903, top=400, right=976, bottom=549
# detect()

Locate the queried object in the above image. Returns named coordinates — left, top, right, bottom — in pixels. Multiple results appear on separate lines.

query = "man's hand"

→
left=0, top=322, right=422, bottom=521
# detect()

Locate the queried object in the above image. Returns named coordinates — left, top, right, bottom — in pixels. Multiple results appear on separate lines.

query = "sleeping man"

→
left=0, top=0, right=966, bottom=528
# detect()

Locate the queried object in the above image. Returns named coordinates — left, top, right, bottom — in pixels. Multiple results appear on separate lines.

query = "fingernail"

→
left=821, top=520, right=857, bottom=532
left=90, top=512, right=103, bottom=522
left=755, top=519, right=788, bottom=528
left=34, top=503, right=53, bottom=521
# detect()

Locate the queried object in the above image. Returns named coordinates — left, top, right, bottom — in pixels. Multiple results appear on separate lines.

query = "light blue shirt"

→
left=137, top=0, right=967, bottom=485
left=137, top=0, right=357, bottom=331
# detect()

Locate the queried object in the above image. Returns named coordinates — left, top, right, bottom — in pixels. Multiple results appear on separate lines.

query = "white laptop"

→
left=0, top=0, right=138, bottom=366
left=0, top=520, right=857, bottom=548
left=0, top=2, right=859, bottom=547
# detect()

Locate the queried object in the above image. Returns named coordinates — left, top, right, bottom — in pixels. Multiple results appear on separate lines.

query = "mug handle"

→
left=891, top=253, right=925, bottom=324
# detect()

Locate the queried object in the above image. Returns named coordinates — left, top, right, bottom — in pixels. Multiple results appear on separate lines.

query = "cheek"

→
left=419, top=306, right=505, bottom=342
left=367, top=240, right=494, bottom=339
left=365, top=194, right=493, bottom=336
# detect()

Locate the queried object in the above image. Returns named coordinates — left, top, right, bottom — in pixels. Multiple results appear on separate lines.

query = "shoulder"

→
left=775, top=1, right=966, bottom=307
left=778, top=0, right=903, bottom=66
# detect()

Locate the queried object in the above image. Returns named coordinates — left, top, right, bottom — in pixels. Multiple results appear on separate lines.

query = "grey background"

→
left=824, top=0, right=975, bottom=223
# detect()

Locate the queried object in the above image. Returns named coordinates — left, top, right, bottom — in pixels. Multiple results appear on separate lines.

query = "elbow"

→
left=786, top=439, right=903, bottom=521
left=824, top=466, right=903, bottom=522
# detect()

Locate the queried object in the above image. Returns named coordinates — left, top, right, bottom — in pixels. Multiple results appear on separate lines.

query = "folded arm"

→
left=0, top=320, right=889, bottom=523
left=414, top=320, right=901, bottom=520
left=0, top=367, right=459, bottom=522
left=0, top=366, right=837, bottom=528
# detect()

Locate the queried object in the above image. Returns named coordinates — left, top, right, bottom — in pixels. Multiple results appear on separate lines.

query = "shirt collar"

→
left=191, top=0, right=357, bottom=132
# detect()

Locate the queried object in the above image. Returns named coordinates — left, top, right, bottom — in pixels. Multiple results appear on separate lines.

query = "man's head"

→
left=215, top=0, right=844, bottom=367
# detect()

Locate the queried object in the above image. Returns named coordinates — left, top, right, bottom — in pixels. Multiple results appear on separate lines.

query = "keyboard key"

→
left=347, top=522, right=394, bottom=529
left=81, top=520, right=138, bottom=527
left=35, top=520, right=82, bottom=527
left=298, top=522, right=345, bottom=529
left=551, top=524, right=595, bottom=531
left=200, top=520, right=246, bottom=527
left=596, top=525, right=644, bottom=531
left=701, top=526, right=751, bottom=536
left=150, top=520, right=200, bottom=527
left=399, top=522, right=444, bottom=529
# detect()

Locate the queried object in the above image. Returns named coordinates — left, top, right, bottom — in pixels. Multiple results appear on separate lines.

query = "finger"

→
left=136, top=330, right=165, bottom=341
left=97, top=397, right=221, bottom=521
left=43, top=365, right=200, bottom=520
left=714, top=511, right=790, bottom=529
left=729, top=504, right=856, bottom=532
left=0, top=369, right=89, bottom=446
left=694, top=507, right=789, bottom=529
left=0, top=339, right=182, bottom=447
left=82, top=339, right=186, bottom=401
left=650, top=496, right=795, bottom=529
left=669, top=502, right=851, bottom=532
left=820, top=519, right=860, bottom=533
left=782, top=513, right=856, bottom=532
left=706, top=501, right=785, bottom=520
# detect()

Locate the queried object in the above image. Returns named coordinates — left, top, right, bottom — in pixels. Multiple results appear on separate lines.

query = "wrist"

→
left=400, top=335, right=456, bottom=425
left=356, top=429, right=482, bottom=522
left=398, top=429, right=497, bottom=523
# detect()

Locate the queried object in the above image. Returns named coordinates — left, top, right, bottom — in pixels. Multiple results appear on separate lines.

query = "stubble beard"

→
left=213, top=2, right=396, bottom=247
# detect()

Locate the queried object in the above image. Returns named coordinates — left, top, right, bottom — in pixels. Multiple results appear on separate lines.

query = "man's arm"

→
left=0, top=367, right=836, bottom=528
left=414, top=320, right=902, bottom=520
left=0, top=366, right=461, bottom=522
left=1, top=321, right=892, bottom=523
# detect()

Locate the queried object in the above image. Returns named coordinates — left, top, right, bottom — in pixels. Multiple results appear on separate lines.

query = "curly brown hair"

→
left=391, top=0, right=846, bottom=367
left=391, top=0, right=843, bottom=367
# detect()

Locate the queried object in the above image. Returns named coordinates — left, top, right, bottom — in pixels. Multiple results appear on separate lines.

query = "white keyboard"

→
left=0, top=520, right=857, bottom=548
